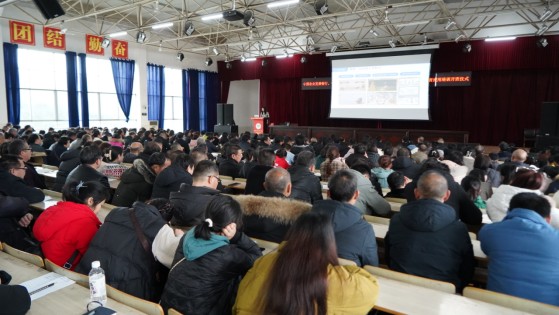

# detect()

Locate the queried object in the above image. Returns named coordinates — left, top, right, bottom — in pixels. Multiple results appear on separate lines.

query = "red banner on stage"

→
left=9, top=21, right=35, bottom=46
left=43, top=27, right=66, bottom=50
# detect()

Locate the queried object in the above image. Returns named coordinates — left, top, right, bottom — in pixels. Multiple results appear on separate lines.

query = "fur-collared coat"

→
left=232, top=194, right=312, bottom=243
left=112, top=159, right=156, bottom=207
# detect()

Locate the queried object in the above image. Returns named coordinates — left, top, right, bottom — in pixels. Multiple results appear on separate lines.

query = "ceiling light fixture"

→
left=136, top=30, right=146, bottom=43
left=152, top=22, right=173, bottom=29
left=485, top=37, right=516, bottom=42
left=315, top=0, right=328, bottom=15
left=158, top=41, right=162, bottom=52
left=243, top=10, right=255, bottom=27
left=462, top=43, right=472, bottom=53
left=384, top=8, right=390, bottom=23
left=101, top=37, right=110, bottom=48
left=537, top=37, right=549, bottom=48
left=268, top=0, right=299, bottom=8
left=455, top=34, right=466, bottom=43
left=212, top=47, right=220, bottom=56
left=241, top=55, right=246, bottom=62
left=201, top=13, right=223, bottom=21
left=205, top=57, right=213, bottom=66
left=388, top=39, right=396, bottom=48
left=444, top=19, right=456, bottom=31
left=109, top=31, right=127, bottom=38
left=540, top=7, right=552, bottom=22
left=536, top=24, right=549, bottom=36
left=245, top=57, right=257, bottom=62
left=397, top=20, right=430, bottom=27
left=184, top=21, right=195, bottom=36
left=177, top=52, right=184, bottom=61
left=59, top=20, right=67, bottom=35
left=330, top=45, right=337, bottom=53
left=370, top=28, right=379, bottom=36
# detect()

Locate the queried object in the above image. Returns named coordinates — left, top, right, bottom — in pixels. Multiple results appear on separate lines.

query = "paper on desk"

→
left=20, top=272, right=75, bottom=301
left=43, top=195, right=54, bottom=202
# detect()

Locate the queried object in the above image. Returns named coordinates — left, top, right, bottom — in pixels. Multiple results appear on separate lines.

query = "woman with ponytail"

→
left=234, top=211, right=379, bottom=315
left=160, top=195, right=262, bottom=315
left=33, top=181, right=109, bottom=270
left=98, top=145, right=128, bottom=179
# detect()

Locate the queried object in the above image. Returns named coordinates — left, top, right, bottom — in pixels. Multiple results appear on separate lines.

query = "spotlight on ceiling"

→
left=101, top=37, right=110, bottom=48
left=59, top=20, right=67, bottom=35
left=183, top=21, right=195, bottom=36
left=536, top=24, right=549, bottom=36
left=177, top=52, right=184, bottom=61
left=462, top=42, right=472, bottom=53
left=540, top=7, right=552, bottom=22
left=212, top=47, right=220, bottom=56
left=261, top=59, right=267, bottom=67
left=136, top=30, right=146, bottom=43
left=226, top=62, right=232, bottom=69
left=315, top=0, right=328, bottom=15
left=444, top=19, right=456, bottom=31
left=241, top=55, right=246, bottom=62
left=330, top=45, right=337, bottom=53
left=205, top=57, right=213, bottom=66
left=388, top=39, right=396, bottom=48
left=243, top=10, right=255, bottom=27
left=369, top=28, right=379, bottom=37
left=300, top=56, right=307, bottom=64
left=537, top=37, right=549, bottom=48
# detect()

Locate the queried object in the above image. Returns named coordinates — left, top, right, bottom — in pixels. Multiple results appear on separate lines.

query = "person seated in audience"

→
left=474, top=154, right=501, bottom=188
left=27, top=134, right=45, bottom=153
left=404, top=158, right=482, bottom=226
left=385, top=171, right=475, bottom=292
left=372, top=155, right=394, bottom=189
left=239, top=148, right=257, bottom=179
left=50, top=136, right=70, bottom=165
left=0, top=155, right=44, bottom=203
left=288, top=151, right=323, bottom=204
left=461, top=175, right=486, bottom=209
left=274, top=148, right=289, bottom=169
left=239, top=168, right=312, bottom=243
left=151, top=153, right=190, bottom=199
left=486, top=168, right=549, bottom=223
left=137, top=141, right=162, bottom=164
left=233, top=211, right=378, bottom=315
left=123, top=141, right=143, bottom=163
left=8, top=139, right=46, bottom=189
left=245, top=148, right=275, bottom=195
left=384, top=171, right=409, bottom=199
left=76, top=198, right=169, bottom=302
left=345, top=144, right=371, bottom=169
left=98, top=145, right=128, bottom=179
left=53, top=140, right=90, bottom=192
left=497, top=141, right=512, bottom=160
left=0, top=195, right=35, bottom=252
left=170, top=160, right=222, bottom=228
left=466, top=168, right=493, bottom=201
left=290, top=134, right=314, bottom=156
left=480, top=193, right=559, bottom=306
left=68, top=131, right=87, bottom=151
left=34, top=181, right=109, bottom=270
left=411, top=143, right=429, bottom=165
left=219, top=144, right=243, bottom=178
left=65, top=145, right=110, bottom=193
left=108, top=132, right=125, bottom=148
left=349, top=163, right=391, bottom=217
left=312, top=170, right=378, bottom=267
left=0, top=276, right=31, bottom=315
left=160, top=195, right=262, bottom=315
left=392, top=147, right=421, bottom=180
left=320, top=145, right=349, bottom=182
left=151, top=199, right=185, bottom=269
left=440, top=150, right=469, bottom=184
left=112, top=152, right=169, bottom=207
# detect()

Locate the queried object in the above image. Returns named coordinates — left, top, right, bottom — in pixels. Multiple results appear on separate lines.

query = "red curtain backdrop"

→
left=217, top=35, right=559, bottom=145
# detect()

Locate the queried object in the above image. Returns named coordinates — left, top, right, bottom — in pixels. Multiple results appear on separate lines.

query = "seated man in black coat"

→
left=311, top=170, right=378, bottom=267
left=66, top=145, right=110, bottom=192
left=0, top=155, right=44, bottom=204
left=385, top=170, right=475, bottom=292
left=244, top=148, right=275, bottom=195
left=0, top=195, right=35, bottom=251
left=288, top=151, right=323, bottom=204
left=219, top=144, right=243, bottom=179
left=392, top=147, right=421, bottom=180
left=8, top=139, right=45, bottom=189
left=151, top=153, right=190, bottom=199
left=169, top=160, right=221, bottom=228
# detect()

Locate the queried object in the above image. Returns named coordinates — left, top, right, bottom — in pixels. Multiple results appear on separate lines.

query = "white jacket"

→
left=486, top=185, right=542, bottom=222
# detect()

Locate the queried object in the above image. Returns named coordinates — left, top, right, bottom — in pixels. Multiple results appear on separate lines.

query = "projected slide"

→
left=330, top=53, right=431, bottom=120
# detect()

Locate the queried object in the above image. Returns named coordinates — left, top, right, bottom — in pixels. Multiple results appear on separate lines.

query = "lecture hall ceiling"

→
left=1, top=0, right=557, bottom=60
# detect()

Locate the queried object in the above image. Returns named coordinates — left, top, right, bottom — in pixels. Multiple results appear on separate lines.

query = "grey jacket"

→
left=348, top=169, right=391, bottom=217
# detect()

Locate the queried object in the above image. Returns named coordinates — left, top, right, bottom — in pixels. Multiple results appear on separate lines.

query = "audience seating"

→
left=42, top=164, right=59, bottom=170
left=106, top=285, right=164, bottom=315
left=384, top=197, right=407, bottom=204
left=167, top=308, right=183, bottom=315
left=44, top=258, right=89, bottom=287
left=338, top=257, right=357, bottom=266
left=364, top=265, right=456, bottom=294
left=2, top=242, right=44, bottom=268
left=364, top=215, right=390, bottom=225
left=463, top=287, right=559, bottom=315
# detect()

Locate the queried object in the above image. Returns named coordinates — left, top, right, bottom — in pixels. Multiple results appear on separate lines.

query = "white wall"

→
left=0, top=18, right=217, bottom=129
left=227, top=80, right=260, bottom=133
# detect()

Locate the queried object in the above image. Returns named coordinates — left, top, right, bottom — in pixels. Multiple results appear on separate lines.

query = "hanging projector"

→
left=223, top=9, right=245, bottom=21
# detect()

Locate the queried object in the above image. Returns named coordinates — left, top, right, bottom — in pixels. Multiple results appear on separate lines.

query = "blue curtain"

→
left=206, top=71, right=219, bottom=130
left=182, top=69, right=218, bottom=131
left=184, top=69, right=200, bottom=131
left=181, top=69, right=189, bottom=131
left=65, top=51, right=80, bottom=127
left=110, top=58, right=135, bottom=122
left=78, top=53, right=89, bottom=127
left=147, top=63, right=165, bottom=129
left=3, top=43, right=20, bottom=125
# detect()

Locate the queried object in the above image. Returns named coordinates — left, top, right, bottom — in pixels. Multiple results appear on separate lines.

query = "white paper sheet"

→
left=20, top=272, right=75, bottom=301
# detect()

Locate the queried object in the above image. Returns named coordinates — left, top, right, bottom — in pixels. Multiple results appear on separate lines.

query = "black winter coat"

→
left=0, top=195, right=32, bottom=251
left=169, top=185, right=221, bottom=227
left=151, top=164, right=192, bottom=199
left=112, top=160, right=155, bottom=207
left=244, top=165, right=273, bottom=195
left=288, top=165, right=323, bottom=204
left=392, top=156, right=421, bottom=179
left=160, top=232, right=261, bottom=315
left=218, top=159, right=242, bottom=179
left=0, top=170, right=44, bottom=204
left=53, top=149, right=81, bottom=192
left=75, top=202, right=166, bottom=301
left=66, top=164, right=110, bottom=191
left=385, top=198, right=475, bottom=291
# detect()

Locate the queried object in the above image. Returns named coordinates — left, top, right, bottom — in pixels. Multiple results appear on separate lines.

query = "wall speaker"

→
left=32, top=0, right=65, bottom=19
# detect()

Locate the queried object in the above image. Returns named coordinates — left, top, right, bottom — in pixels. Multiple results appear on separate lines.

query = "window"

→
left=164, top=68, right=183, bottom=132
left=18, top=48, right=68, bottom=130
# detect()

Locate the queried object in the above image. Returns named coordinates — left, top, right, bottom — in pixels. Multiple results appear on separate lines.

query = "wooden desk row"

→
left=30, top=190, right=116, bottom=223
left=0, top=251, right=146, bottom=314
left=35, top=166, right=120, bottom=190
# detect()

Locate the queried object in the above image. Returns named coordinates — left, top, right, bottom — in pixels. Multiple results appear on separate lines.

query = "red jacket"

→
left=274, top=156, right=289, bottom=170
left=33, top=201, right=101, bottom=270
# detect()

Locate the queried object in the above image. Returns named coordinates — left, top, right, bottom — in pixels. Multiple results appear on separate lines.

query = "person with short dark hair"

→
left=160, top=195, right=262, bottom=315
left=244, top=148, right=275, bottom=195
left=8, top=139, right=46, bottom=189
left=65, top=146, right=111, bottom=191
left=385, top=171, right=408, bottom=199
left=392, top=147, right=421, bottom=179
left=0, top=155, right=44, bottom=203
left=385, top=170, right=475, bottom=292
left=233, top=211, right=378, bottom=314
left=480, top=192, right=559, bottom=306
left=311, top=170, right=378, bottom=267
left=151, top=153, right=191, bottom=199
left=123, top=142, right=144, bottom=163
left=33, top=181, right=109, bottom=270
left=349, top=163, right=391, bottom=216
left=219, top=144, right=243, bottom=178
left=288, top=151, right=323, bottom=204
left=27, top=134, right=45, bottom=153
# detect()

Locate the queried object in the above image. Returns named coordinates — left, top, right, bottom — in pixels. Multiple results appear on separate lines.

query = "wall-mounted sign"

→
left=302, top=77, right=331, bottom=90
left=43, top=27, right=65, bottom=50
left=429, top=72, right=472, bottom=87
left=111, top=39, right=128, bottom=59
left=85, top=34, right=105, bottom=55
left=10, top=21, right=35, bottom=46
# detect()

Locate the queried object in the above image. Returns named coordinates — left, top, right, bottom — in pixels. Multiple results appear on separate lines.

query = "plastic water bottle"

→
left=89, top=260, right=107, bottom=306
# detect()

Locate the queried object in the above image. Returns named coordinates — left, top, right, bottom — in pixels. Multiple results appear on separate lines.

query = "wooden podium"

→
left=251, top=117, right=265, bottom=135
